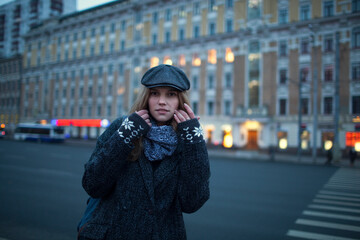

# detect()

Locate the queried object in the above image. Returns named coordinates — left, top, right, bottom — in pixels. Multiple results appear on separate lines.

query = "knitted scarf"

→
left=143, top=124, right=178, bottom=161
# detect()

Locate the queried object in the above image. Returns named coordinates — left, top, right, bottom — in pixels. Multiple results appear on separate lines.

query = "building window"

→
left=353, top=0, right=360, bottom=12
left=194, top=25, right=200, bottom=38
left=209, top=0, right=216, bottom=12
left=279, top=40, right=287, bottom=57
left=278, top=8, right=288, bottom=24
left=165, top=31, right=171, bottom=43
left=279, top=69, right=287, bottom=84
left=225, top=48, right=234, bottom=63
left=193, top=2, right=200, bottom=15
left=300, top=38, right=310, bottom=54
left=207, top=101, right=214, bottom=116
left=226, top=19, right=233, bottom=33
left=300, top=67, right=309, bottom=82
left=353, top=96, right=360, bottom=114
left=324, top=65, right=333, bottom=82
left=324, top=96, right=333, bottom=114
left=248, top=0, right=261, bottom=20
left=192, top=101, right=198, bottom=115
left=111, top=23, right=115, bottom=33
left=209, top=22, right=216, bottom=36
left=226, top=0, right=233, bottom=8
left=192, top=75, right=198, bottom=90
left=88, top=86, right=92, bottom=97
left=208, top=74, right=215, bottom=89
left=225, top=72, right=232, bottom=88
left=352, top=27, right=360, bottom=48
left=179, top=28, right=185, bottom=41
left=279, top=99, right=287, bottom=115
left=97, top=105, right=101, bottom=116
left=107, top=105, right=111, bottom=116
left=301, top=98, right=309, bottom=115
left=165, top=9, right=172, bottom=21
left=152, top=34, right=157, bottom=45
left=178, top=5, right=186, bottom=18
left=224, top=100, right=231, bottom=116
left=324, top=34, right=333, bottom=52
left=153, top=12, right=158, bottom=24
left=121, top=20, right=126, bottom=31
left=300, top=4, right=310, bottom=21
left=352, top=62, right=360, bottom=81
left=121, top=40, right=125, bottom=51
left=88, top=106, right=92, bottom=117
left=323, top=0, right=334, bottom=17
left=208, top=49, right=217, bottom=64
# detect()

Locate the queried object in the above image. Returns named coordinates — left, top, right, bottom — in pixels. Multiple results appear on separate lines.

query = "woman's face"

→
left=148, top=87, right=179, bottom=125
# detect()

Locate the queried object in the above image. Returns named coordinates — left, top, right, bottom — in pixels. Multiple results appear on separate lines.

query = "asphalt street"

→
left=0, top=140, right=359, bottom=240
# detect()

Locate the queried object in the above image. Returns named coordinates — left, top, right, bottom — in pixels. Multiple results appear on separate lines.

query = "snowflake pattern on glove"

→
left=117, top=114, right=149, bottom=147
left=180, top=122, right=204, bottom=144
left=121, top=118, right=135, bottom=130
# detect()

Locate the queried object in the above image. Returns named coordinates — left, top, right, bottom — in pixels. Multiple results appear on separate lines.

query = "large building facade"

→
left=0, top=0, right=76, bottom=57
left=18, top=0, right=360, bottom=152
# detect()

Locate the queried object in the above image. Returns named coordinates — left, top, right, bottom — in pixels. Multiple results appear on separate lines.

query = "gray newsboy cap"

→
left=141, top=64, right=190, bottom=91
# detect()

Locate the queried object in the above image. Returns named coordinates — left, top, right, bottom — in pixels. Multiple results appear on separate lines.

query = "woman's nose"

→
left=158, top=95, right=166, bottom=104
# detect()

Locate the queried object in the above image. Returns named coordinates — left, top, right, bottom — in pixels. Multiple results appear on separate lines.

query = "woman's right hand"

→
left=136, top=109, right=152, bottom=127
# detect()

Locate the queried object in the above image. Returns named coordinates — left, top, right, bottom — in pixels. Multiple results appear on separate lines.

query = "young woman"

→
left=78, top=64, right=210, bottom=240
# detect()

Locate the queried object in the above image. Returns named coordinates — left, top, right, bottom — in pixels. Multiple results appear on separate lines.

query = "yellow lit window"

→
left=208, top=49, right=217, bottom=64
left=179, top=54, right=186, bottom=66
left=163, top=56, right=173, bottom=65
left=192, top=53, right=201, bottom=66
left=150, top=57, right=159, bottom=68
left=225, top=48, right=234, bottom=63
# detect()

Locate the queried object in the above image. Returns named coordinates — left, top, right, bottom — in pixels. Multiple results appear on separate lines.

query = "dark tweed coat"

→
left=79, top=117, right=210, bottom=240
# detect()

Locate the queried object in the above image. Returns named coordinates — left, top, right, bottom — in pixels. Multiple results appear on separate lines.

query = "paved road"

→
left=0, top=140, right=358, bottom=240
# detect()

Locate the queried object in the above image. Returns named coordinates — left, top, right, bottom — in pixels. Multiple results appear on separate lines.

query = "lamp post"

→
left=333, top=31, right=341, bottom=161
left=310, top=24, right=319, bottom=163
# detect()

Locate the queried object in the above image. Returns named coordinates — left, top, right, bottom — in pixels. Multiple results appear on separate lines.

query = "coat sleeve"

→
left=177, top=119, right=210, bottom=213
left=82, top=115, right=149, bottom=198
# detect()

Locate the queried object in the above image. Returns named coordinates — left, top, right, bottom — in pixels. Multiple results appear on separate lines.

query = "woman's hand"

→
left=174, top=103, right=200, bottom=124
left=135, top=109, right=152, bottom=127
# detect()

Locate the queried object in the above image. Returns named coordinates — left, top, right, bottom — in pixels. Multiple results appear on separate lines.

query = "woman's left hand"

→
left=174, top=103, right=200, bottom=123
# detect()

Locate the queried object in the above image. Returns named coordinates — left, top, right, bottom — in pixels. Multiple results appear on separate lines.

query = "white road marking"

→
left=303, top=210, right=360, bottom=221
left=313, top=198, right=360, bottom=207
left=286, top=230, right=360, bottom=240
left=316, top=194, right=360, bottom=202
left=296, top=218, right=360, bottom=232
left=308, top=204, right=360, bottom=214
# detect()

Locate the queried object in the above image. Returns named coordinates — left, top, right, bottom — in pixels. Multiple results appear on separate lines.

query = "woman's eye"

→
left=150, top=91, right=158, bottom=96
left=168, top=92, right=177, bottom=97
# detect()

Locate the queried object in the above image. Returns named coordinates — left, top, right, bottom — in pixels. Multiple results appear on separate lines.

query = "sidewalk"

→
left=64, top=138, right=360, bottom=168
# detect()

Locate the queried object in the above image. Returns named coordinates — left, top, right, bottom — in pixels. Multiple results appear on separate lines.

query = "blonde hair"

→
left=128, top=86, right=190, bottom=161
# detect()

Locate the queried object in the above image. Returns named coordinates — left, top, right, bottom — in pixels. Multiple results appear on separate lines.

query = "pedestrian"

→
left=325, top=146, right=333, bottom=165
left=77, top=64, right=210, bottom=240
left=349, top=147, right=357, bottom=167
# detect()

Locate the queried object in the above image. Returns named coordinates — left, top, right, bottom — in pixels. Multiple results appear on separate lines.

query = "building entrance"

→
left=247, top=130, right=258, bottom=150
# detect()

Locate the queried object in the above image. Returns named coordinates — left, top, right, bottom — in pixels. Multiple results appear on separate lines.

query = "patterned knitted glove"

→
left=178, top=119, right=205, bottom=144
left=117, top=113, right=150, bottom=146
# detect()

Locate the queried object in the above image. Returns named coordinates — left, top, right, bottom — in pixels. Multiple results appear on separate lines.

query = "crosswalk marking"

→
left=319, top=190, right=360, bottom=198
left=286, top=230, right=359, bottom=240
left=316, top=194, right=360, bottom=202
left=313, top=198, right=360, bottom=207
left=295, top=219, right=360, bottom=232
left=308, top=204, right=360, bottom=214
left=287, top=168, right=360, bottom=239
left=303, top=210, right=360, bottom=221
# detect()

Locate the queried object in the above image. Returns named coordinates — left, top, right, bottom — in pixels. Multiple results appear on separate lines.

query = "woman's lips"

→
left=156, top=109, right=169, bottom=114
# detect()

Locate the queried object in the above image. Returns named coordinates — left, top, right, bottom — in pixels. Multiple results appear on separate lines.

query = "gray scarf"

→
left=143, top=124, right=178, bottom=161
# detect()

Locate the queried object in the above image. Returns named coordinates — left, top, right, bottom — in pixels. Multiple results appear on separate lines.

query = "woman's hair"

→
left=127, top=86, right=190, bottom=161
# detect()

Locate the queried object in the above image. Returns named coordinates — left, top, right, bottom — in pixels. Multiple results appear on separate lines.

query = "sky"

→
left=0, top=0, right=115, bottom=11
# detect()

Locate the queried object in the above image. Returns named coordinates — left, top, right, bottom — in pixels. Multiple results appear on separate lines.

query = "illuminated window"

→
left=192, top=53, right=201, bottom=66
left=225, top=48, right=234, bottom=63
left=208, top=49, right=217, bottom=64
left=178, top=5, right=186, bottom=18
left=163, top=56, right=173, bottom=65
left=150, top=57, right=159, bottom=68
left=248, top=0, right=261, bottom=20
left=179, top=54, right=186, bottom=66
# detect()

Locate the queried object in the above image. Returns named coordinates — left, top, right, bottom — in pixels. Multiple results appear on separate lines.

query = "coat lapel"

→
left=154, top=154, right=179, bottom=188
left=138, top=155, right=155, bottom=205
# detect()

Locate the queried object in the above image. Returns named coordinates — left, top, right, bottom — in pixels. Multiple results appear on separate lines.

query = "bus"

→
left=14, top=123, right=65, bottom=142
